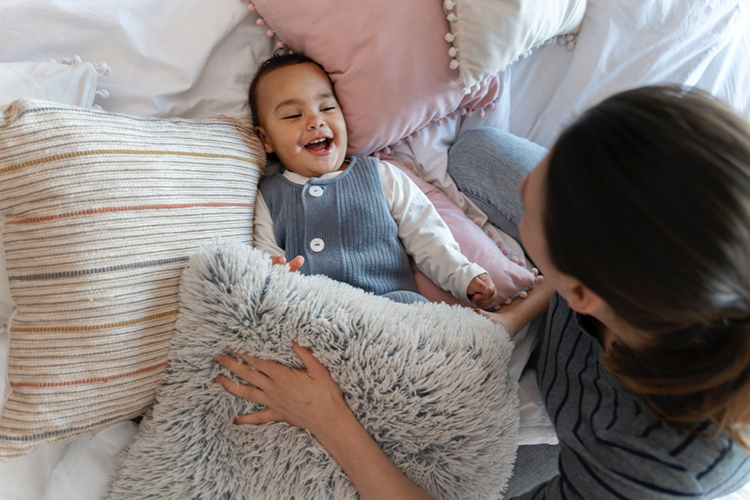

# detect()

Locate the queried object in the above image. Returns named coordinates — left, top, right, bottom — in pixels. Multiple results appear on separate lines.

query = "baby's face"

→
left=254, top=62, right=347, bottom=178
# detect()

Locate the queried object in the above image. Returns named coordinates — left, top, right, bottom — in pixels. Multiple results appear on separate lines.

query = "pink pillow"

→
left=383, top=157, right=535, bottom=308
left=249, top=0, right=500, bottom=157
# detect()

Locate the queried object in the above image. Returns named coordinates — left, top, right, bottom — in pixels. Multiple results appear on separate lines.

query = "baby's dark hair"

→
left=247, top=52, right=329, bottom=127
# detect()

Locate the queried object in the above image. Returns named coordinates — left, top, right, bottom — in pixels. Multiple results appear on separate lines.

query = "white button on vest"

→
left=310, top=238, right=325, bottom=252
left=309, top=186, right=324, bottom=197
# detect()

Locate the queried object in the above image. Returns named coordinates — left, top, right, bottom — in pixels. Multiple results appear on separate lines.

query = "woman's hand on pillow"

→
left=467, top=273, right=498, bottom=309
left=215, top=344, right=437, bottom=500
left=214, top=342, right=350, bottom=436
left=270, top=255, right=305, bottom=272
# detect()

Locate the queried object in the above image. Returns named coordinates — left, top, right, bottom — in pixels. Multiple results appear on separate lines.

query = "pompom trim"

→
left=49, top=56, right=112, bottom=109
left=244, top=2, right=286, bottom=48
left=443, top=2, right=582, bottom=93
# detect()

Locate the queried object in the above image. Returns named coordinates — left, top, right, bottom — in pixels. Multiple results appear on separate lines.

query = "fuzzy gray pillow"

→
left=108, top=243, right=519, bottom=499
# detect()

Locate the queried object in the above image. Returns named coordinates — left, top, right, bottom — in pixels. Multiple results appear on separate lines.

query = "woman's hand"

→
left=475, top=277, right=553, bottom=338
left=215, top=344, right=434, bottom=500
left=214, top=342, right=349, bottom=435
left=270, top=255, right=305, bottom=272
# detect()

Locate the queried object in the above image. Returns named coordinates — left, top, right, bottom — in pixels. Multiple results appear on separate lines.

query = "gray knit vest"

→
left=258, top=156, right=419, bottom=295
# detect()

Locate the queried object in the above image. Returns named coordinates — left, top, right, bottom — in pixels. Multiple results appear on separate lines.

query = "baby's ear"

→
left=255, top=126, right=274, bottom=154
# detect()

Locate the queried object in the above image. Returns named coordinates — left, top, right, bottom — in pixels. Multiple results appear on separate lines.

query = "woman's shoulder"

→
left=535, top=294, right=750, bottom=497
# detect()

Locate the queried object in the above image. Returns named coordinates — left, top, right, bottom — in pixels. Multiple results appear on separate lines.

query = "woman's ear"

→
left=254, top=126, right=274, bottom=154
left=560, top=278, right=605, bottom=316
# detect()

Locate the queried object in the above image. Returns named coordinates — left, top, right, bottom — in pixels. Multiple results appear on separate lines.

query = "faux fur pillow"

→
left=108, top=242, right=519, bottom=499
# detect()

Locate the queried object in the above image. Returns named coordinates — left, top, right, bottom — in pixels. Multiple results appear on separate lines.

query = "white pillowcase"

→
left=0, top=60, right=108, bottom=108
left=443, top=0, right=586, bottom=94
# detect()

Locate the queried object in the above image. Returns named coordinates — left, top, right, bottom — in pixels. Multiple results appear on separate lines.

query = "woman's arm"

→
left=215, top=343, right=434, bottom=500
left=477, top=277, right=553, bottom=339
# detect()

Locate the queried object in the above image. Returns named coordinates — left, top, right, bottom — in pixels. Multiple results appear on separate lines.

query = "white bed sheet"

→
left=0, top=0, right=749, bottom=498
left=507, top=0, right=750, bottom=147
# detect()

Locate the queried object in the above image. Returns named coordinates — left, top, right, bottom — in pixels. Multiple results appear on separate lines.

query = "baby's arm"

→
left=379, top=161, right=490, bottom=304
left=254, top=192, right=286, bottom=256
left=254, top=192, right=304, bottom=271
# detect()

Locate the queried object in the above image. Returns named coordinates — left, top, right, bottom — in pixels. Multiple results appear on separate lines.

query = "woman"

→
left=216, top=86, right=750, bottom=499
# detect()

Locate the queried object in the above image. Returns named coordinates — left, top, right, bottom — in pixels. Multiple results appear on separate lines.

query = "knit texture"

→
left=0, top=99, right=263, bottom=461
left=107, top=242, right=519, bottom=499
left=260, top=156, right=419, bottom=295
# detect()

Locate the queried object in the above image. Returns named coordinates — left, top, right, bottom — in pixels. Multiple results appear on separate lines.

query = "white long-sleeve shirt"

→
left=254, top=160, right=485, bottom=301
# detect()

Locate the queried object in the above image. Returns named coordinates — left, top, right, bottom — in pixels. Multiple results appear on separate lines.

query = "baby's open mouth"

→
left=304, top=137, right=331, bottom=152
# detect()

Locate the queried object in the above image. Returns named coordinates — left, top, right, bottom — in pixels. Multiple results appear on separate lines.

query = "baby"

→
left=250, top=53, right=498, bottom=308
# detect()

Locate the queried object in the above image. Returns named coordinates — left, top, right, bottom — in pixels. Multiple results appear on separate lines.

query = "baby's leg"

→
left=382, top=290, right=429, bottom=305
left=447, top=127, right=547, bottom=243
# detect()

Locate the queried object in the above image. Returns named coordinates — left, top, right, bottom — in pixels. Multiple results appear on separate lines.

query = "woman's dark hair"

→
left=545, top=85, right=750, bottom=446
left=247, top=51, right=328, bottom=128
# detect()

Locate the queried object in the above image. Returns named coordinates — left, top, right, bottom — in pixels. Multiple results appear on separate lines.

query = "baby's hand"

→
left=270, top=255, right=305, bottom=273
left=467, top=273, right=497, bottom=310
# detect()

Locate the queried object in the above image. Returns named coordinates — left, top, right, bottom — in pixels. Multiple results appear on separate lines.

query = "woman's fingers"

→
left=231, top=343, right=323, bottom=380
left=232, top=350, right=287, bottom=382
left=214, top=373, right=268, bottom=406
left=216, top=352, right=272, bottom=388
left=234, top=408, right=279, bottom=425
left=215, top=373, right=280, bottom=426
left=215, top=343, right=349, bottom=434
left=290, top=341, right=328, bottom=378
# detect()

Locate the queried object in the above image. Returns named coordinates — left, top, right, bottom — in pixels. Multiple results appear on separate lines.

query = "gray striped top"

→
left=517, top=293, right=750, bottom=499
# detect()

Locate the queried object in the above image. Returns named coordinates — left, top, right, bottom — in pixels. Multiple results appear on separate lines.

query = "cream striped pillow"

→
left=0, top=99, right=265, bottom=461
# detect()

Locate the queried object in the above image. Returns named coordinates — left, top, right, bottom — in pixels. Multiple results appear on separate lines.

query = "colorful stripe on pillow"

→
left=0, top=99, right=265, bottom=461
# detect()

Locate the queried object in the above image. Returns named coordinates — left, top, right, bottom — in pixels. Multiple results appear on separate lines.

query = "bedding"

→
left=0, top=0, right=749, bottom=498
left=108, top=243, right=519, bottom=499
left=247, top=0, right=504, bottom=157
left=0, top=58, right=110, bottom=110
left=442, top=0, right=586, bottom=94
left=0, top=99, right=264, bottom=461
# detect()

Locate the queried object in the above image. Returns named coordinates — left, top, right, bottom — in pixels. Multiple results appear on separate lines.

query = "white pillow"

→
left=0, top=60, right=108, bottom=109
left=443, top=0, right=586, bottom=94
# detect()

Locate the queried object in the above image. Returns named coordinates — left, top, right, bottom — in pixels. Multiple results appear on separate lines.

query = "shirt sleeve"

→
left=253, top=191, right=285, bottom=257
left=379, top=160, right=486, bottom=301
